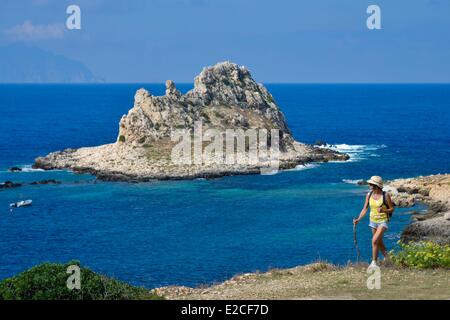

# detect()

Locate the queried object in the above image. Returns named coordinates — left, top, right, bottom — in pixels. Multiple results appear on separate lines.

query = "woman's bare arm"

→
left=353, top=193, right=370, bottom=224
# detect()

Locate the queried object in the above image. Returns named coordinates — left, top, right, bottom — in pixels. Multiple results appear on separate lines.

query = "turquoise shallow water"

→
left=0, top=84, right=449, bottom=288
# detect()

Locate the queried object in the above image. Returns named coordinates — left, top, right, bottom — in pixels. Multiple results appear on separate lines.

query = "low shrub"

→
left=0, top=261, right=164, bottom=300
left=390, top=241, right=450, bottom=269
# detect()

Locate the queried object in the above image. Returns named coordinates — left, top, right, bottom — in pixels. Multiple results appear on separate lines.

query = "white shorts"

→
left=369, top=221, right=388, bottom=230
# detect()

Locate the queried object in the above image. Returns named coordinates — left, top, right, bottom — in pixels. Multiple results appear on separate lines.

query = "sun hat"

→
left=367, top=176, right=383, bottom=189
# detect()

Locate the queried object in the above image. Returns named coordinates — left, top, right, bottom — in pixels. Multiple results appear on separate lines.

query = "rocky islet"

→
left=33, top=62, right=349, bottom=181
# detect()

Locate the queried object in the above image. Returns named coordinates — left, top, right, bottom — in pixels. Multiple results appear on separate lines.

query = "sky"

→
left=1, top=0, right=449, bottom=83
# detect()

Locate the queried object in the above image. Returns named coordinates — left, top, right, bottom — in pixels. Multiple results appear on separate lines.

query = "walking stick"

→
left=353, top=219, right=362, bottom=262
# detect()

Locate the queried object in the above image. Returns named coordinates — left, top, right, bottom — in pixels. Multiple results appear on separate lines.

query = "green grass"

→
left=163, top=263, right=450, bottom=300
left=0, top=261, right=164, bottom=300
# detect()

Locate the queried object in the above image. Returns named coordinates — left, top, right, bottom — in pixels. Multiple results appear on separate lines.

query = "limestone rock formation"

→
left=117, top=62, right=293, bottom=149
left=34, top=61, right=349, bottom=181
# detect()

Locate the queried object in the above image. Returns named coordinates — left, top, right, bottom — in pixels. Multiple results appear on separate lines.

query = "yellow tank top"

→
left=369, top=193, right=388, bottom=223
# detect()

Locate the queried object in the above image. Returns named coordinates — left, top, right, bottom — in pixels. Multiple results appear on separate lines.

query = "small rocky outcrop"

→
left=314, top=140, right=327, bottom=147
left=8, top=166, right=22, bottom=172
left=34, top=61, right=348, bottom=181
left=30, top=179, right=62, bottom=185
left=1, top=180, right=62, bottom=190
left=387, top=174, right=450, bottom=244
left=0, top=181, right=22, bottom=189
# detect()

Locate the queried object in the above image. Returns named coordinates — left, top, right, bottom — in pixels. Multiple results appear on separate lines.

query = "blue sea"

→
left=0, top=84, right=449, bottom=288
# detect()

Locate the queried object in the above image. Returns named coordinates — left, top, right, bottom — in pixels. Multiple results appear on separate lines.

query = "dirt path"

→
left=153, top=263, right=450, bottom=300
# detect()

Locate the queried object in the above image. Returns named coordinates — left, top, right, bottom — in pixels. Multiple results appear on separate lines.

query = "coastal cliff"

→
left=34, top=62, right=348, bottom=181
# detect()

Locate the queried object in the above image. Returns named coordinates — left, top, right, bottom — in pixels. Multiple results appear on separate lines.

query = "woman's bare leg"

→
left=371, top=227, right=386, bottom=262
left=371, top=228, right=378, bottom=261
left=372, top=227, right=388, bottom=257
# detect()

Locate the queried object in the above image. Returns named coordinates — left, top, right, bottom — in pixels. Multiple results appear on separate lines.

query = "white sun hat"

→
left=367, top=176, right=383, bottom=189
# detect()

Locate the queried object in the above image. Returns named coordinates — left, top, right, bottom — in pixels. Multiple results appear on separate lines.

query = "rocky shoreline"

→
left=33, top=62, right=348, bottom=182
left=33, top=143, right=347, bottom=182
left=386, top=174, right=450, bottom=245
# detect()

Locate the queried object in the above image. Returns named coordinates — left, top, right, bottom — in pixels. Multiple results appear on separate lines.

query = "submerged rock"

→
left=30, top=179, right=62, bottom=185
left=8, top=166, right=22, bottom=172
left=1, top=180, right=62, bottom=190
left=0, top=181, right=22, bottom=189
left=34, top=61, right=349, bottom=181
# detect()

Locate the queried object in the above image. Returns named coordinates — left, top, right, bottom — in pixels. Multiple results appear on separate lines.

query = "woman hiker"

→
left=353, top=176, right=394, bottom=267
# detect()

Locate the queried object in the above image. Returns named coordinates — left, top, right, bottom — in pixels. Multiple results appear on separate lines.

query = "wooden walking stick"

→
left=353, top=219, right=362, bottom=261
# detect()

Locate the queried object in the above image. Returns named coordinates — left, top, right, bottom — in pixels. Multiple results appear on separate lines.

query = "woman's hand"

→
left=378, top=206, right=385, bottom=213
left=353, top=217, right=360, bottom=225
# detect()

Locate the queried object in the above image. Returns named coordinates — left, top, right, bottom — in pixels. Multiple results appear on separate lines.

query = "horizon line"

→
left=1, top=82, right=450, bottom=85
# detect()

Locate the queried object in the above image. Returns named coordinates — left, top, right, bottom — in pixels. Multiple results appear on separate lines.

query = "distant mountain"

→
left=0, top=44, right=102, bottom=83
